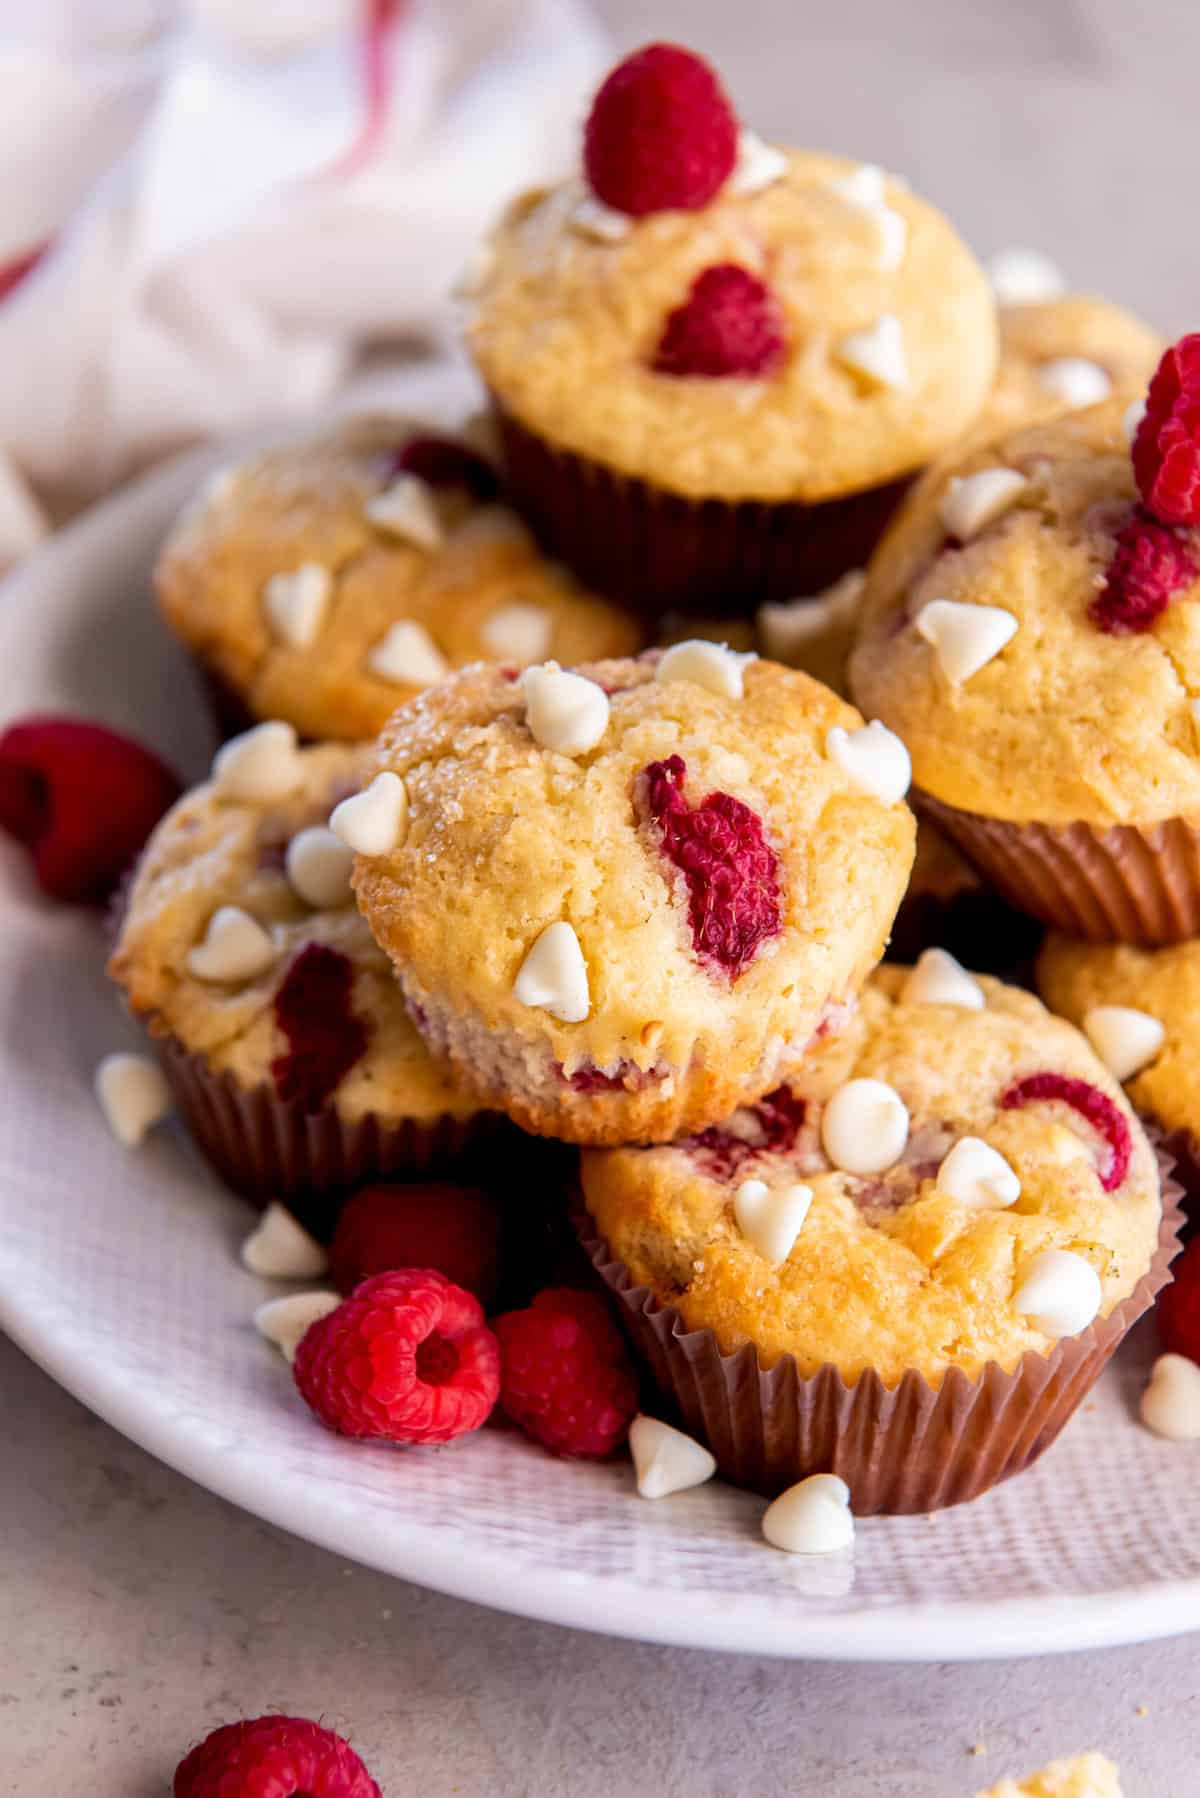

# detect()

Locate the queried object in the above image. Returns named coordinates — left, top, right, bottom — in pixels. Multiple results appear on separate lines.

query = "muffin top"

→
left=975, top=1756, right=1123, bottom=1798
left=984, top=294, right=1163, bottom=433
left=108, top=737, right=478, bottom=1126
left=155, top=416, right=642, bottom=742
left=850, top=394, right=1200, bottom=825
left=353, top=652, right=915, bottom=1086
left=581, top=967, right=1161, bottom=1386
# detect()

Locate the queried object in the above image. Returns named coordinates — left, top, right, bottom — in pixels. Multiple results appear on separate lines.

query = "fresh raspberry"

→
left=0, top=715, right=179, bottom=904
left=329, top=1181, right=502, bottom=1305
left=1088, top=504, right=1196, bottom=634
left=493, top=1287, right=638, bottom=1458
left=652, top=264, right=786, bottom=378
left=583, top=43, right=738, bottom=218
left=294, top=1268, right=499, bottom=1444
left=1132, top=333, right=1200, bottom=525
left=271, top=943, right=369, bottom=1113
left=388, top=434, right=498, bottom=500
left=687, top=1085, right=809, bottom=1178
left=174, top=1714, right=380, bottom=1798
left=1000, top=1072, right=1132, bottom=1192
left=636, top=754, right=782, bottom=978
left=1158, top=1237, right=1200, bottom=1363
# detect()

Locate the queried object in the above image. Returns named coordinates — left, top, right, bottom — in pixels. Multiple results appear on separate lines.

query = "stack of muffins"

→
left=111, top=42, right=1186, bottom=1517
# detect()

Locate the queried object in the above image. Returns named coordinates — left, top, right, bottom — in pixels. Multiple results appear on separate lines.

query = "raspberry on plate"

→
left=493, top=1286, right=638, bottom=1458
left=583, top=42, right=738, bottom=218
left=1158, top=1237, right=1200, bottom=1365
left=174, top=1714, right=380, bottom=1798
left=329, top=1180, right=502, bottom=1304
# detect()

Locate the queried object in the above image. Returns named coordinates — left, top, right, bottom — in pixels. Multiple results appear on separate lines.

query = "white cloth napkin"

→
left=0, top=0, right=607, bottom=562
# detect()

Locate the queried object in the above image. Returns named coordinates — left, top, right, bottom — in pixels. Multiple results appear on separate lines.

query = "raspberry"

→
left=293, top=1268, right=500, bottom=1445
left=636, top=754, right=782, bottom=978
left=1000, top=1072, right=1132, bottom=1192
left=388, top=434, right=498, bottom=501
left=329, top=1181, right=502, bottom=1305
left=0, top=715, right=179, bottom=904
left=1088, top=504, right=1196, bottom=634
left=271, top=943, right=369, bottom=1113
left=583, top=43, right=738, bottom=218
left=652, top=264, right=786, bottom=379
left=1132, top=333, right=1200, bottom=525
left=1158, top=1237, right=1200, bottom=1363
left=493, top=1287, right=638, bottom=1458
left=687, top=1085, right=809, bottom=1178
left=174, top=1714, right=380, bottom=1798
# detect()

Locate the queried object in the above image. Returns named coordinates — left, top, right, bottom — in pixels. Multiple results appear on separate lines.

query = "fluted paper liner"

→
left=576, top=1157, right=1183, bottom=1514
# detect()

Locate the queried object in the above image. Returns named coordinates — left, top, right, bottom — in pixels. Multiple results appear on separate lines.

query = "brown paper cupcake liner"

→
left=918, top=792, right=1200, bottom=945
left=492, top=398, right=910, bottom=621
left=574, top=1157, right=1183, bottom=1514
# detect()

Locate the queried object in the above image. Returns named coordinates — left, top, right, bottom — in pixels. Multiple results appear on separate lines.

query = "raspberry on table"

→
left=329, top=1181, right=502, bottom=1305
left=493, top=1286, right=639, bottom=1458
left=1158, top=1237, right=1200, bottom=1364
left=652, top=264, right=786, bottom=379
left=174, top=1714, right=380, bottom=1798
left=388, top=434, right=498, bottom=500
left=270, top=943, right=369, bottom=1113
left=1132, top=332, right=1200, bottom=525
left=583, top=42, right=739, bottom=217
left=1088, top=505, right=1196, bottom=635
left=293, top=1268, right=500, bottom=1445
left=1000, top=1071, right=1132, bottom=1192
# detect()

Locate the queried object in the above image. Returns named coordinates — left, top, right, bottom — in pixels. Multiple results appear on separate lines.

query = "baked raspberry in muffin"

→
left=108, top=734, right=490, bottom=1219
left=155, top=415, right=642, bottom=742
left=464, top=43, right=996, bottom=617
left=351, top=650, right=916, bottom=1145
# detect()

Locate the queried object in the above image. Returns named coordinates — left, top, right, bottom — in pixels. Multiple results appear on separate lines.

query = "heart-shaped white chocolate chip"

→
left=762, top=1474, right=855, bottom=1555
left=656, top=639, right=757, bottom=701
left=1013, top=1248, right=1102, bottom=1338
left=571, top=190, right=632, bottom=242
left=1083, top=1005, right=1164, bottom=1083
left=935, top=1136, right=1021, bottom=1210
left=520, top=662, right=610, bottom=755
left=1037, top=357, right=1111, bottom=409
left=757, top=570, right=865, bottom=663
left=828, top=164, right=907, bottom=272
left=364, top=474, right=444, bottom=549
left=728, top=129, right=789, bottom=197
left=262, top=563, right=331, bottom=649
left=480, top=602, right=553, bottom=664
left=186, top=906, right=276, bottom=984
left=821, top=1077, right=909, bottom=1176
left=367, top=619, right=449, bottom=687
left=211, top=720, right=303, bottom=804
left=94, top=1052, right=171, bottom=1147
left=330, top=771, right=408, bottom=857
left=1123, top=398, right=1147, bottom=446
left=836, top=313, right=908, bottom=390
left=629, top=1415, right=717, bottom=1498
left=900, top=947, right=985, bottom=1011
left=1141, top=1353, right=1200, bottom=1441
left=986, top=246, right=1065, bottom=306
left=241, top=1201, right=330, bottom=1279
left=825, top=720, right=911, bottom=805
left=916, top=599, right=1018, bottom=684
left=285, top=825, right=354, bottom=910
left=254, top=1290, right=340, bottom=1363
left=938, top=468, right=1028, bottom=543
left=513, top=920, right=590, bottom=1024
left=733, top=1178, right=813, bottom=1264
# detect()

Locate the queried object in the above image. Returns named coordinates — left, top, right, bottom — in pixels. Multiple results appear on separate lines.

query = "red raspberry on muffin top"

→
left=583, top=43, right=739, bottom=217
left=1132, top=332, right=1200, bottom=526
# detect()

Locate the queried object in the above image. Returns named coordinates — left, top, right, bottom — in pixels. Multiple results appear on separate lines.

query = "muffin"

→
left=984, top=294, right=1163, bottom=433
left=975, top=1756, right=1123, bottom=1798
left=580, top=967, right=1175, bottom=1510
left=352, top=649, right=916, bottom=1146
left=108, top=731, right=492, bottom=1223
left=464, top=42, right=996, bottom=618
left=156, top=415, right=642, bottom=742
left=850, top=352, right=1200, bottom=944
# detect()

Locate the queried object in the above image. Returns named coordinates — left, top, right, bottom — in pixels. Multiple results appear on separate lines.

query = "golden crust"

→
left=983, top=294, right=1163, bottom=434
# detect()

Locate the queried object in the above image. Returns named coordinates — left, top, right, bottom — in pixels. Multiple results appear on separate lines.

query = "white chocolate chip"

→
left=1037, top=357, right=1112, bottom=409
left=285, top=826, right=354, bottom=909
left=733, top=1178, right=813, bottom=1264
left=629, top=1415, right=717, bottom=1498
left=254, top=1290, right=340, bottom=1363
left=828, top=164, right=907, bottom=272
left=1083, top=1005, right=1165, bottom=1082
left=916, top=599, right=1018, bottom=684
left=935, top=1137, right=1021, bottom=1211
left=762, top=1474, right=855, bottom=1555
left=1123, top=398, right=1147, bottom=446
left=1013, top=1248, right=1102, bottom=1339
left=241, top=1202, right=329, bottom=1279
left=938, top=468, right=1028, bottom=542
left=330, top=771, right=408, bottom=858
left=900, top=947, right=986, bottom=1011
left=186, top=906, right=276, bottom=983
left=825, top=720, right=911, bottom=805
left=571, top=190, right=632, bottom=243
left=211, top=721, right=303, bottom=804
left=94, top=1052, right=171, bottom=1147
left=758, top=570, right=866, bottom=662
left=261, top=563, right=330, bottom=649
left=821, top=1078, right=909, bottom=1176
left=364, top=475, right=444, bottom=550
left=1141, top=1353, right=1200, bottom=1441
left=728, top=129, right=788, bottom=197
left=367, top=619, right=449, bottom=687
left=513, top=920, right=590, bottom=1024
left=479, top=602, right=553, bottom=664
left=836, top=313, right=909, bottom=390
left=519, top=662, right=610, bottom=755
left=656, top=638, right=756, bottom=701
left=986, top=247, right=1066, bottom=306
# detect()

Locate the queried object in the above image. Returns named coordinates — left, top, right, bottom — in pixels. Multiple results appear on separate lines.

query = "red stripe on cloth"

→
left=0, top=240, right=50, bottom=303
left=324, top=0, right=405, bottom=180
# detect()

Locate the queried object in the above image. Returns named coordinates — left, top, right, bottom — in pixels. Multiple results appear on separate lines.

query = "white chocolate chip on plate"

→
left=186, top=906, right=276, bottom=984
left=513, top=920, right=590, bottom=1024
left=916, top=599, right=1018, bottom=684
left=935, top=1137, right=1021, bottom=1211
left=1083, top=1005, right=1164, bottom=1082
left=94, top=1052, right=171, bottom=1147
left=762, top=1474, right=855, bottom=1555
left=261, top=563, right=331, bottom=649
left=330, top=771, right=408, bottom=858
left=821, top=1078, right=909, bottom=1176
left=1013, top=1248, right=1102, bottom=1339
left=836, top=314, right=908, bottom=390
left=520, top=662, right=610, bottom=755
left=733, top=1178, right=813, bottom=1264
left=211, top=720, right=303, bottom=804
left=364, top=474, right=445, bottom=549
left=825, top=720, right=911, bottom=805
left=285, top=825, right=355, bottom=910
left=367, top=620, right=449, bottom=687
left=479, top=602, right=553, bottom=664
left=254, top=1290, right=340, bottom=1363
left=938, top=469, right=1028, bottom=542
left=986, top=247, right=1066, bottom=306
left=1141, top=1353, right=1200, bottom=1441
left=1037, top=357, right=1112, bottom=409
left=241, top=1202, right=329, bottom=1279
left=629, top=1416, right=717, bottom=1498
left=900, top=948, right=985, bottom=1011
left=656, top=639, right=756, bottom=701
